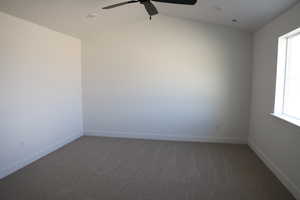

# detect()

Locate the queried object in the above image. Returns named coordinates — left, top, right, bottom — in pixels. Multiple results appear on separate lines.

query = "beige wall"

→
left=83, top=15, right=252, bottom=143
left=0, top=12, right=83, bottom=178
left=249, top=2, right=300, bottom=199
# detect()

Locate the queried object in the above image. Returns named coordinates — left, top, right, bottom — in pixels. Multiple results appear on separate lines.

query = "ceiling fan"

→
left=101, top=0, right=197, bottom=20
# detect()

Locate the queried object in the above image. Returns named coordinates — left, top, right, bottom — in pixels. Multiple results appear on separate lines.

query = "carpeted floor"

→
left=0, top=136, right=295, bottom=200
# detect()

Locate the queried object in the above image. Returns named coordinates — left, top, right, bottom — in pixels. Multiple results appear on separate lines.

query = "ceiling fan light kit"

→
left=102, top=0, right=197, bottom=20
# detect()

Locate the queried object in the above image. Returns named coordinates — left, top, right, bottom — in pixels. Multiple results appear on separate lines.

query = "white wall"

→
left=83, top=15, right=252, bottom=143
left=249, top=2, right=300, bottom=199
left=0, top=12, right=83, bottom=179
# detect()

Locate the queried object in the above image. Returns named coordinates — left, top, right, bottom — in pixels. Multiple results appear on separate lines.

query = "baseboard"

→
left=248, top=137, right=300, bottom=200
left=0, top=133, right=83, bottom=180
left=84, top=130, right=247, bottom=144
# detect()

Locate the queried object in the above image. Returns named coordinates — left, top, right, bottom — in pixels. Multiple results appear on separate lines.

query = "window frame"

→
left=272, top=27, right=300, bottom=127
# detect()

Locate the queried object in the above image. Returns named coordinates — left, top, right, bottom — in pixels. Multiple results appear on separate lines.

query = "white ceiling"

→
left=0, top=0, right=298, bottom=39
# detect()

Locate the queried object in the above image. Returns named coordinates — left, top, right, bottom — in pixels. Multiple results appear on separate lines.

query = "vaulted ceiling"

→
left=0, top=0, right=298, bottom=39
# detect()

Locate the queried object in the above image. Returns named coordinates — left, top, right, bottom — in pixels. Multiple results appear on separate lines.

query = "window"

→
left=273, top=28, right=300, bottom=127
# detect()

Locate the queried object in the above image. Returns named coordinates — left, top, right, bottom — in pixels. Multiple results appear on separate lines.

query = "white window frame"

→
left=272, top=27, right=300, bottom=127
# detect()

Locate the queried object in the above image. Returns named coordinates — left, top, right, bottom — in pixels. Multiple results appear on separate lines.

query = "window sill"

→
left=271, top=113, right=300, bottom=128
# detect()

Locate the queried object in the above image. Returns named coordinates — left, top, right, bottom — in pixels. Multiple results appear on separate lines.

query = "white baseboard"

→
left=0, top=133, right=82, bottom=180
left=248, top=137, right=300, bottom=200
left=84, top=130, right=247, bottom=144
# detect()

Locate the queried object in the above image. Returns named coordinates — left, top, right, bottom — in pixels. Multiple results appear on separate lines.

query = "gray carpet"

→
left=0, top=136, right=295, bottom=200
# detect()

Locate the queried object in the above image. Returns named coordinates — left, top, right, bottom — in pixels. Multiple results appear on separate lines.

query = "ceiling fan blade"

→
left=102, top=0, right=139, bottom=9
left=142, top=1, right=158, bottom=16
left=152, top=0, right=197, bottom=5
